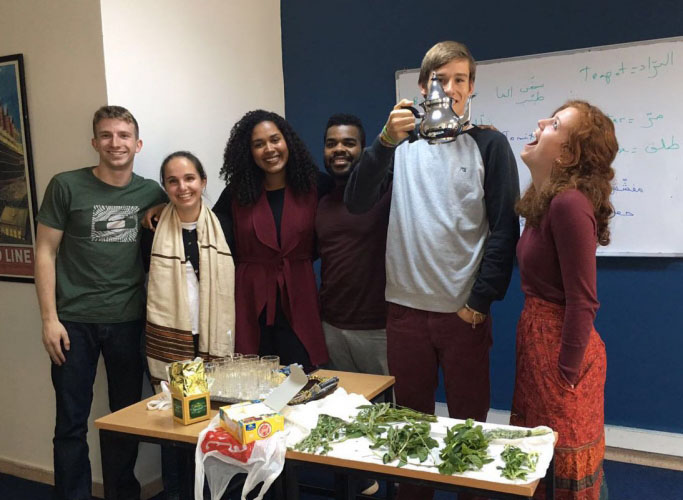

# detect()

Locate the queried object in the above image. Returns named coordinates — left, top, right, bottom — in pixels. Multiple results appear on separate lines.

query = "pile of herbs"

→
left=370, top=421, right=439, bottom=466
left=294, top=406, right=546, bottom=479
left=497, top=445, right=539, bottom=480
left=293, top=403, right=438, bottom=466
left=437, top=418, right=494, bottom=475
left=294, top=414, right=347, bottom=455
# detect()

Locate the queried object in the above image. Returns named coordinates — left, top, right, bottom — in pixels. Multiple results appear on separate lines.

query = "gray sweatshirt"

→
left=345, top=126, right=520, bottom=313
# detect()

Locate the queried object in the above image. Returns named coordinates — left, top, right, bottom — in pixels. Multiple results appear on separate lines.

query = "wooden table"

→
left=96, top=369, right=393, bottom=442
left=95, top=370, right=393, bottom=498
left=95, top=370, right=553, bottom=500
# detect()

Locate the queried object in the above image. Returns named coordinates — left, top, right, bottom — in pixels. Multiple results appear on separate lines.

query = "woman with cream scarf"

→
left=145, top=151, right=235, bottom=387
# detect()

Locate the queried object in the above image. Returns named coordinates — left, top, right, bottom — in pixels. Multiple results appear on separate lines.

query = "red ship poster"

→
left=0, top=54, right=37, bottom=282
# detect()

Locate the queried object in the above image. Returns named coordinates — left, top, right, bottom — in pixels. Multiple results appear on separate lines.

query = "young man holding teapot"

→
left=345, top=42, right=519, bottom=498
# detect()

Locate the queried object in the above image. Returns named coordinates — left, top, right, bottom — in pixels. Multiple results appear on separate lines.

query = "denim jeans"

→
left=51, top=320, right=144, bottom=500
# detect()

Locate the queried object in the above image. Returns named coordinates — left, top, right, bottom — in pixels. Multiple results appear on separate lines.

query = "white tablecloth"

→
left=283, top=388, right=555, bottom=485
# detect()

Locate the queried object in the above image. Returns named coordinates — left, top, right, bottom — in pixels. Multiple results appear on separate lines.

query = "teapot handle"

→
left=400, top=105, right=423, bottom=119
left=399, top=105, right=422, bottom=142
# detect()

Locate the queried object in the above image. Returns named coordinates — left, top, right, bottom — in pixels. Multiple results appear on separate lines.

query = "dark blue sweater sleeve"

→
left=468, top=128, right=521, bottom=313
left=344, top=137, right=395, bottom=214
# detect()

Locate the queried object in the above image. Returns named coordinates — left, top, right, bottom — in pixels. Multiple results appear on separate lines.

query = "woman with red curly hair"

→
left=512, top=100, right=617, bottom=500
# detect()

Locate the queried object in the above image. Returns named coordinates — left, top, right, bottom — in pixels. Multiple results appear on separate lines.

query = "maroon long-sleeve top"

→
left=316, top=184, right=391, bottom=330
left=517, top=189, right=600, bottom=385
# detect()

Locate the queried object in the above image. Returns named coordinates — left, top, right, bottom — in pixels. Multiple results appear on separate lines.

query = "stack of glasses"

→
left=205, top=354, right=281, bottom=401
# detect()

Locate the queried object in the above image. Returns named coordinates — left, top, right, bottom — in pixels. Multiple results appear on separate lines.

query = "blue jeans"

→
left=51, top=320, right=144, bottom=500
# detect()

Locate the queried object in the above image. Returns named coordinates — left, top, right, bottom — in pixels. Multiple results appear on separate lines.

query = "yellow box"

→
left=219, top=402, right=284, bottom=444
left=171, top=389, right=210, bottom=425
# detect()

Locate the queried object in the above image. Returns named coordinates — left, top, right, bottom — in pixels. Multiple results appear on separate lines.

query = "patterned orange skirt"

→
left=511, top=296, right=606, bottom=500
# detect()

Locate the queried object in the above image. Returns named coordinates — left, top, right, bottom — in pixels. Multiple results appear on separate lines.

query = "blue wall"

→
left=281, top=1, right=683, bottom=434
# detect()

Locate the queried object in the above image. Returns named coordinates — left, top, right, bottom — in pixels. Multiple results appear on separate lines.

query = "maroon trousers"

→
left=387, top=302, right=493, bottom=500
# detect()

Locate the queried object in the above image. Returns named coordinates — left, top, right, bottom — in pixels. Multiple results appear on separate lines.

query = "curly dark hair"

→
left=219, top=110, right=318, bottom=205
left=516, top=100, right=618, bottom=246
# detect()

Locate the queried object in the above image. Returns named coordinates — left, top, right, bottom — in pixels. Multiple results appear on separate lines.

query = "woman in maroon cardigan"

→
left=213, top=110, right=332, bottom=370
left=513, top=100, right=617, bottom=500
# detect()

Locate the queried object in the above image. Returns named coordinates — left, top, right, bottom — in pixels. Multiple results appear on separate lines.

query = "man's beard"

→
left=324, top=156, right=358, bottom=180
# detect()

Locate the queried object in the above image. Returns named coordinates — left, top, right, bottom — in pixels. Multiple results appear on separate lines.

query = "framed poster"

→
left=0, top=54, right=37, bottom=282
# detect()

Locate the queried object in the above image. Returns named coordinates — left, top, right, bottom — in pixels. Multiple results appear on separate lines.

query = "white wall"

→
left=0, top=0, right=109, bottom=481
left=100, top=0, right=285, bottom=203
left=1, top=0, right=284, bottom=494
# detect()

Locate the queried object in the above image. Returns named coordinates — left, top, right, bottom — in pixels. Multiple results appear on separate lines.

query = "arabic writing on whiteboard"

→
left=578, top=50, right=674, bottom=83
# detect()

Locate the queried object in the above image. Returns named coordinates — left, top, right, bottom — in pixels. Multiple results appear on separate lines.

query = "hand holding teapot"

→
left=382, top=72, right=473, bottom=146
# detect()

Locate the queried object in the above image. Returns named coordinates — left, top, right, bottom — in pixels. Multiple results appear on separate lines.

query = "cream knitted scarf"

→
left=145, top=202, right=235, bottom=385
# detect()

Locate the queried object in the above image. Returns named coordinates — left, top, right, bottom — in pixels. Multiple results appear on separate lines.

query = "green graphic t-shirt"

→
left=37, top=167, right=166, bottom=322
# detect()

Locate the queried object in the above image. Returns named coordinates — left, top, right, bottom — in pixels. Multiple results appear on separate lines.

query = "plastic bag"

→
left=194, top=414, right=286, bottom=500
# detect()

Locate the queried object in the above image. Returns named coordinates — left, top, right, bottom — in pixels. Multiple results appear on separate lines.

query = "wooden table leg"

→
left=99, top=430, right=118, bottom=500
left=545, top=455, right=555, bottom=500
left=181, top=447, right=195, bottom=500
left=272, top=470, right=285, bottom=500
left=385, top=479, right=396, bottom=500
left=285, top=461, right=300, bottom=500
left=333, top=472, right=353, bottom=500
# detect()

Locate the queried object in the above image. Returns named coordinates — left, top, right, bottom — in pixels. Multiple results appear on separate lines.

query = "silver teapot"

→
left=405, top=72, right=473, bottom=144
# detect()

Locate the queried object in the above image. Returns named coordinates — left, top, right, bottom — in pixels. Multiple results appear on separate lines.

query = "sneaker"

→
left=359, top=479, right=379, bottom=496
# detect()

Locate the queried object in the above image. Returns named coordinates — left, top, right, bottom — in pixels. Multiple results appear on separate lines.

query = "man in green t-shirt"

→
left=35, top=106, right=166, bottom=500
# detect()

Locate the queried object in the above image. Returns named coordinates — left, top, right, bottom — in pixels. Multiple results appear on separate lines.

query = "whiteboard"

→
left=396, top=38, right=683, bottom=256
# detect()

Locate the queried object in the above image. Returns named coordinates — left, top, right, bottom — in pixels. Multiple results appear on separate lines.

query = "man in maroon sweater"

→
left=316, top=113, right=388, bottom=498
left=315, top=114, right=391, bottom=376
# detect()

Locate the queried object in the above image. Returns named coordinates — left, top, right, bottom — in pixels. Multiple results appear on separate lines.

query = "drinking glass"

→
left=205, top=362, right=217, bottom=396
left=240, top=354, right=260, bottom=400
left=259, top=355, right=280, bottom=397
